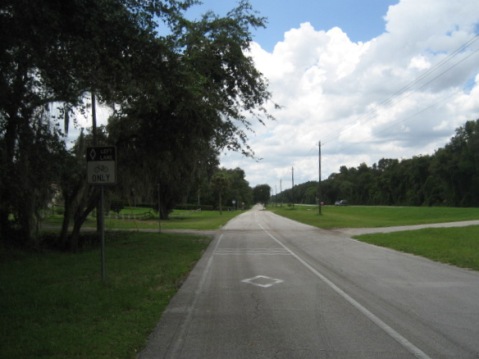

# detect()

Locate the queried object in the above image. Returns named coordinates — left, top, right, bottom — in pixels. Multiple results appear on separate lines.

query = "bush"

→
left=110, top=199, right=124, bottom=214
left=40, top=232, right=100, bottom=251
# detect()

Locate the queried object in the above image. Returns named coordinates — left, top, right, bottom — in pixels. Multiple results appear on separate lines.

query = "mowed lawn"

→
left=44, top=208, right=243, bottom=231
left=270, top=205, right=479, bottom=271
left=2, top=208, right=241, bottom=359
left=270, top=204, right=479, bottom=229
left=0, top=232, right=211, bottom=359
left=356, top=226, right=479, bottom=271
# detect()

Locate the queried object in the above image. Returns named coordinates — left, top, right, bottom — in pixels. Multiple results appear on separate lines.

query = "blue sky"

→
left=187, top=0, right=398, bottom=51
left=81, top=0, right=479, bottom=193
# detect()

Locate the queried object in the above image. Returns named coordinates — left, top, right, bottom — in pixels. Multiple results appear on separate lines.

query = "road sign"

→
left=86, top=146, right=116, bottom=185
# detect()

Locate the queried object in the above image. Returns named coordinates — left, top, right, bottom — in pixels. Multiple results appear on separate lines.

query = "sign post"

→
left=87, top=147, right=116, bottom=281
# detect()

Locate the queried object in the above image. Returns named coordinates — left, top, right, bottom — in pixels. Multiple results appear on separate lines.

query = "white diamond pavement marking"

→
left=241, top=275, right=284, bottom=288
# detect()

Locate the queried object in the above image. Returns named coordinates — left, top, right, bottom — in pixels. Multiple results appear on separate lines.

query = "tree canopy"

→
left=0, top=0, right=273, bottom=248
left=253, top=184, right=271, bottom=204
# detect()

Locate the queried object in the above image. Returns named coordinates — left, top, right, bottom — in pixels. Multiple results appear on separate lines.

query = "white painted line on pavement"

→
left=242, top=275, right=284, bottom=288
left=257, top=223, right=432, bottom=359
left=166, top=233, right=224, bottom=357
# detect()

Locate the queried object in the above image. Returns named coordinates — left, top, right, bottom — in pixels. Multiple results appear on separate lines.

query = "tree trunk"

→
left=159, top=202, right=169, bottom=220
left=60, top=195, right=73, bottom=250
left=1, top=116, right=19, bottom=243
left=18, top=194, right=39, bottom=248
left=69, top=188, right=99, bottom=251
left=0, top=211, right=8, bottom=242
left=58, top=182, right=98, bottom=252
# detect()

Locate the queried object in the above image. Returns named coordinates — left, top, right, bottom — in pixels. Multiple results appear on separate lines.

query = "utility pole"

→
left=91, top=90, right=105, bottom=281
left=318, top=141, right=322, bottom=215
left=280, top=179, right=283, bottom=207
left=158, top=183, right=162, bottom=233
left=275, top=185, right=277, bottom=207
left=291, top=166, right=295, bottom=207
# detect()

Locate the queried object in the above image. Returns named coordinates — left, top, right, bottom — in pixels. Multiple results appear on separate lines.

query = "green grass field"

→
left=270, top=204, right=479, bottom=229
left=44, top=208, right=242, bottom=231
left=0, top=232, right=211, bottom=359
left=356, top=226, right=479, bottom=271
left=2, top=207, right=239, bottom=358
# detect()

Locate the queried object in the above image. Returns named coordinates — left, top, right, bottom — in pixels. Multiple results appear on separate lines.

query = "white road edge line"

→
left=166, top=233, right=224, bottom=358
left=258, top=223, right=432, bottom=359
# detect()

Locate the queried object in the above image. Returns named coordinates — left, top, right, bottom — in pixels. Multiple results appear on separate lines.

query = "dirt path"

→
left=333, top=220, right=479, bottom=237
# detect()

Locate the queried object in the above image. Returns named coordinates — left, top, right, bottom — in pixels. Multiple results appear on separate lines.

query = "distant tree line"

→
left=272, top=119, right=479, bottom=207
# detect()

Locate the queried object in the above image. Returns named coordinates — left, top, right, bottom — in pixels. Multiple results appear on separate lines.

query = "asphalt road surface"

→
left=138, top=206, right=479, bottom=359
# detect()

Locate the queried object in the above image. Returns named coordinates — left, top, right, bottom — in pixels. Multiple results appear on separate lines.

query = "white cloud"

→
left=221, top=0, right=479, bottom=190
left=64, top=98, right=112, bottom=146
left=408, top=55, right=430, bottom=71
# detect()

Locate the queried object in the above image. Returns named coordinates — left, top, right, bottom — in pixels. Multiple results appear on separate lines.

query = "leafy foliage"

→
left=273, top=119, right=479, bottom=207
left=253, top=184, right=271, bottom=204
left=1, top=0, right=272, bottom=245
left=107, top=0, right=272, bottom=218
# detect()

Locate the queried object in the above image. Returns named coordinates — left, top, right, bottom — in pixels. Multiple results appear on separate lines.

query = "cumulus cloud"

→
left=64, top=98, right=113, bottom=146
left=221, top=0, right=479, bottom=189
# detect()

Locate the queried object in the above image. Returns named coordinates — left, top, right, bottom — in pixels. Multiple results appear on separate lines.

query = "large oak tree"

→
left=109, top=0, right=273, bottom=218
left=0, top=0, right=196, bottom=245
left=1, top=0, right=273, bottom=246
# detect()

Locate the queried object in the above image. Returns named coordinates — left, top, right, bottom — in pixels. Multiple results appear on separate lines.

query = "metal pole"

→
left=92, top=91, right=102, bottom=237
left=92, top=91, right=97, bottom=145
left=100, top=185, right=106, bottom=281
left=275, top=185, right=277, bottom=207
left=158, top=183, right=161, bottom=233
left=318, top=141, right=322, bottom=215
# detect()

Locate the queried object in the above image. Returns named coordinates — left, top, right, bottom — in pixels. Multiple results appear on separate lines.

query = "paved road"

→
left=138, top=206, right=479, bottom=359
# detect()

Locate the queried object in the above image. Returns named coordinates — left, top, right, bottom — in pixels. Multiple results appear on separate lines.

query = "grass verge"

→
left=125, top=209, right=243, bottom=231
left=355, top=225, right=479, bottom=271
left=269, top=205, right=479, bottom=229
left=0, top=231, right=211, bottom=359
left=43, top=208, right=243, bottom=231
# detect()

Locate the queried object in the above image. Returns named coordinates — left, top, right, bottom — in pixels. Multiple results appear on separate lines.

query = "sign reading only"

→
left=87, top=147, right=117, bottom=185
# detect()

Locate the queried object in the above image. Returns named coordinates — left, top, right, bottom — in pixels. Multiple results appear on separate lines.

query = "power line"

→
left=322, top=34, right=479, bottom=147
left=285, top=35, right=479, bottom=185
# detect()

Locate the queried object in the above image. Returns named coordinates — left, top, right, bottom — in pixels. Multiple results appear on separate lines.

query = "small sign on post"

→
left=87, top=147, right=116, bottom=185
left=86, top=146, right=117, bottom=282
